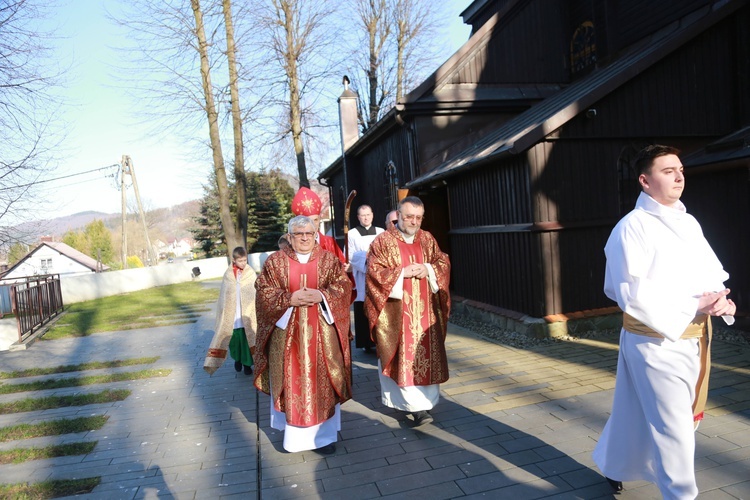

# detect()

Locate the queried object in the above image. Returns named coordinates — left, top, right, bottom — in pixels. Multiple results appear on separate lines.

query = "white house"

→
left=168, top=238, right=194, bottom=257
left=1, top=242, right=110, bottom=279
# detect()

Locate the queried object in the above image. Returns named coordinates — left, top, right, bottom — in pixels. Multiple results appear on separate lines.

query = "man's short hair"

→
left=357, top=204, right=372, bottom=215
left=288, top=215, right=314, bottom=234
left=232, top=246, right=247, bottom=259
left=633, top=144, right=681, bottom=177
left=398, top=196, right=424, bottom=210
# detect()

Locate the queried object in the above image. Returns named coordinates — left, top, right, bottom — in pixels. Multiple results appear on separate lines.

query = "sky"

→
left=40, top=0, right=473, bottom=219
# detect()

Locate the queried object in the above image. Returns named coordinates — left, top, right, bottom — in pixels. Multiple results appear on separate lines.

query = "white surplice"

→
left=348, top=225, right=384, bottom=302
left=593, top=192, right=731, bottom=500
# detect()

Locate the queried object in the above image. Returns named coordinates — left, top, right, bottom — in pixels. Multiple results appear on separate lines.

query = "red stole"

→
left=396, top=239, right=432, bottom=385
left=282, top=257, right=322, bottom=426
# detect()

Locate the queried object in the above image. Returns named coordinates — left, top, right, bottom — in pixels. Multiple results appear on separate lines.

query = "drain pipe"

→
left=395, top=103, right=416, bottom=184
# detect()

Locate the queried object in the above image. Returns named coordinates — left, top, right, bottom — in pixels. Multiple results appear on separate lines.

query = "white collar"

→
left=636, top=191, right=686, bottom=218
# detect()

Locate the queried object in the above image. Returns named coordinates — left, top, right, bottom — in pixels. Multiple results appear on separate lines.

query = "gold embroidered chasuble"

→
left=364, top=227, right=451, bottom=387
left=254, top=245, right=352, bottom=427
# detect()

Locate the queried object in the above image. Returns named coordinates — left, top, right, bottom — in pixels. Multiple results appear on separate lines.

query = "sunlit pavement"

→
left=0, top=288, right=748, bottom=499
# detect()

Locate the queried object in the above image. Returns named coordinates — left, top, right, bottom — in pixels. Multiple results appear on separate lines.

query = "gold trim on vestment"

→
left=622, top=313, right=712, bottom=426
left=623, top=313, right=706, bottom=339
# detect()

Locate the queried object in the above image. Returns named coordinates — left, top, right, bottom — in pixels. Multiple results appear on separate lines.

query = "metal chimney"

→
left=338, top=76, right=359, bottom=152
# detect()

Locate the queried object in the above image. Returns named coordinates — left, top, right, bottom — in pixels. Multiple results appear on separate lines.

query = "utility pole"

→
left=121, top=156, right=157, bottom=266
left=120, top=155, right=128, bottom=269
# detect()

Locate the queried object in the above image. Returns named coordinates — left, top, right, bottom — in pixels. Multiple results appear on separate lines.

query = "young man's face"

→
left=639, top=154, right=685, bottom=207
left=233, top=256, right=247, bottom=269
left=397, top=202, right=424, bottom=236
left=357, top=207, right=373, bottom=228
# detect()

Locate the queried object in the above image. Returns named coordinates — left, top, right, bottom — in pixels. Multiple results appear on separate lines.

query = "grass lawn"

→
left=0, top=477, right=100, bottom=498
left=0, top=357, right=159, bottom=380
left=44, top=281, right=218, bottom=340
left=0, top=369, right=171, bottom=395
left=0, top=441, right=97, bottom=465
left=0, top=389, right=131, bottom=415
left=0, top=416, right=109, bottom=442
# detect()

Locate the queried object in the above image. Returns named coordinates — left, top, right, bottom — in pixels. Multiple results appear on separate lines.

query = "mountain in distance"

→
left=12, top=200, right=201, bottom=243
left=10, top=210, right=118, bottom=241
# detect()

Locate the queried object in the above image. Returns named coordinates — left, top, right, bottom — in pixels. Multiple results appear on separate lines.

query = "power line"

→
left=0, top=164, right=120, bottom=192
left=35, top=175, right=116, bottom=192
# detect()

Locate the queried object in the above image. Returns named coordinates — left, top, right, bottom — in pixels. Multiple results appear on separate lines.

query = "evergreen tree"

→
left=191, top=182, right=228, bottom=258
left=248, top=170, right=294, bottom=253
left=191, top=170, right=294, bottom=256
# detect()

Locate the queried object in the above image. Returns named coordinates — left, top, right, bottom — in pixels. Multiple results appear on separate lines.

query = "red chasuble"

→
left=254, top=245, right=352, bottom=427
left=318, top=232, right=345, bottom=263
left=396, top=240, right=432, bottom=385
left=364, top=228, right=451, bottom=387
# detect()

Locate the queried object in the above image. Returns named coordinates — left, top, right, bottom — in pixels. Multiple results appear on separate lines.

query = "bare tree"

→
left=111, top=0, right=260, bottom=258
left=345, top=0, right=447, bottom=130
left=0, top=0, right=64, bottom=245
left=356, top=0, right=391, bottom=129
left=257, top=0, right=337, bottom=188
left=190, top=0, right=242, bottom=254
left=393, top=0, right=438, bottom=102
left=222, top=0, right=249, bottom=246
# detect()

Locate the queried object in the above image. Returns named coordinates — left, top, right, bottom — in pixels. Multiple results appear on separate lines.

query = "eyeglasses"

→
left=291, top=231, right=315, bottom=239
left=390, top=220, right=398, bottom=225
left=400, top=214, right=424, bottom=222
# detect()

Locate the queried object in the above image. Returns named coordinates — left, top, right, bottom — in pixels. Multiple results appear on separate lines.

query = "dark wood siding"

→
left=447, top=156, right=539, bottom=314
left=449, top=155, right=531, bottom=227
left=529, top=141, right=622, bottom=224
left=445, top=141, right=625, bottom=316
left=416, top=113, right=519, bottom=175
left=466, top=0, right=516, bottom=34
left=554, top=226, right=612, bottom=314
left=328, top=126, right=413, bottom=242
left=612, top=0, right=709, bottom=51
left=682, top=168, right=750, bottom=313
left=450, top=0, right=568, bottom=85
left=450, top=231, right=543, bottom=316
left=324, top=1, right=749, bottom=319
left=561, top=22, right=736, bottom=140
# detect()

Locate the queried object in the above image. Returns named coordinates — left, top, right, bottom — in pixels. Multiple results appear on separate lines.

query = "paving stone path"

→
left=0, top=285, right=748, bottom=499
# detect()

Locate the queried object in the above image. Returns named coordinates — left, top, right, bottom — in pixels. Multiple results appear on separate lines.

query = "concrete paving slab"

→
left=0, top=286, right=748, bottom=499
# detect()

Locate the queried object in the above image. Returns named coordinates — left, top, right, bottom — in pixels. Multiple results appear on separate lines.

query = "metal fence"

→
left=4, top=274, right=64, bottom=344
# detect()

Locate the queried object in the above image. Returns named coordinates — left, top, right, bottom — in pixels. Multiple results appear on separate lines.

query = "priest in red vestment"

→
left=364, top=196, right=451, bottom=426
left=254, top=215, right=353, bottom=454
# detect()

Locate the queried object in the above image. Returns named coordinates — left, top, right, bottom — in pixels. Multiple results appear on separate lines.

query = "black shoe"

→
left=314, top=443, right=336, bottom=455
left=411, top=410, right=433, bottom=426
left=234, top=361, right=242, bottom=372
left=363, top=346, right=374, bottom=353
left=243, top=365, right=253, bottom=375
left=606, top=477, right=623, bottom=492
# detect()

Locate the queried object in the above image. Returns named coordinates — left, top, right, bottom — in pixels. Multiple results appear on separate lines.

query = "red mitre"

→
left=291, top=187, right=322, bottom=217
